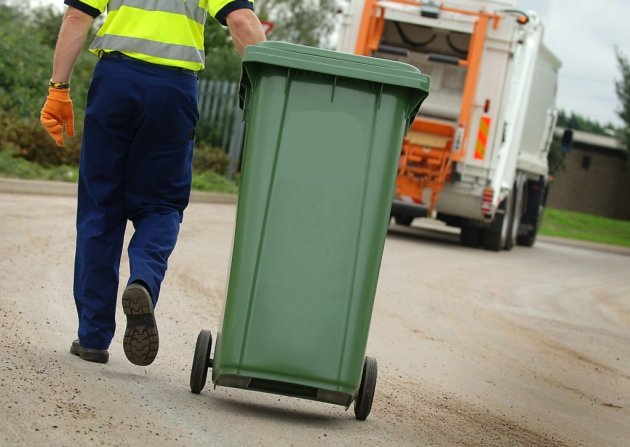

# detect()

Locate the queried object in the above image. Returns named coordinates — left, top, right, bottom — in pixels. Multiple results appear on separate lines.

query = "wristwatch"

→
left=49, top=79, right=70, bottom=89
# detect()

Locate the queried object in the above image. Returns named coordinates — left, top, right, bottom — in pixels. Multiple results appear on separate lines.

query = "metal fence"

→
left=197, top=79, right=244, bottom=179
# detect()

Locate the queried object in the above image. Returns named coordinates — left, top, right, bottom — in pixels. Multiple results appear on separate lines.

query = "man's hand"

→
left=226, top=8, right=267, bottom=56
left=40, top=88, right=75, bottom=147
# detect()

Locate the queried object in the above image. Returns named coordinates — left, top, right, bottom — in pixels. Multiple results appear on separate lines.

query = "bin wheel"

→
left=354, top=356, right=378, bottom=420
left=190, top=329, right=212, bottom=394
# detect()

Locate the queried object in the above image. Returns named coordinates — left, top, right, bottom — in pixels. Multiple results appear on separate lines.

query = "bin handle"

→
left=239, top=62, right=256, bottom=112
left=238, top=74, right=248, bottom=111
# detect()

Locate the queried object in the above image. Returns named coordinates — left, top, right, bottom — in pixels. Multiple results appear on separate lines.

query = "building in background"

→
left=548, top=129, right=630, bottom=220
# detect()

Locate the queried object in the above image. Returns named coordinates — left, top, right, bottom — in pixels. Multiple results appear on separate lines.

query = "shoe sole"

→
left=122, top=284, right=159, bottom=366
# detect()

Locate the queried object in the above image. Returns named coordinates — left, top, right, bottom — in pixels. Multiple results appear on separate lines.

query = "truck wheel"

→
left=517, top=229, right=536, bottom=247
left=483, top=228, right=502, bottom=251
left=505, top=175, right=526, bottom=251
left=190, top=329, right=213, bottom=394
left=517, top=201, right=543, bottom=247
left=394, top=215, right=414, bottom=226
left=483, top=191, right=513, bottom=251
left=354, top=356, right=378, bottom=421
left=460, top=225, right=482, bottom=247
left=517, top=181, right=548, bottom=247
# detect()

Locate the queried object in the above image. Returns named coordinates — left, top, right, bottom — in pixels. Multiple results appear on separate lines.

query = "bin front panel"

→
left=213, top=65, right=416, bottom=395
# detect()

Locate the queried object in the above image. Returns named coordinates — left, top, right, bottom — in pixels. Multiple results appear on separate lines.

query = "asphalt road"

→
left=1, top=192, right=629, bottom=446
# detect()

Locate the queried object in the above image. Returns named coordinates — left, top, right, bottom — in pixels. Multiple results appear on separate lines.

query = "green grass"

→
left=0, top=149, right=79, bottom=182
left=0, top=149, right=238, bottom=194
left=540, top=208, right=630, bottom=248
left=191, top=170, right=238, bottom=194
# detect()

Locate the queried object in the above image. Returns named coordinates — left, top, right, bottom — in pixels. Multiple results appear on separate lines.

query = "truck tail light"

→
left=481, top=187, right=494, bottom=217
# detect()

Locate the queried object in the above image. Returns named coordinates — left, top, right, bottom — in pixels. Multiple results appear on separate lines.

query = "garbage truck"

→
left=336, top=0, right=564, bottom=250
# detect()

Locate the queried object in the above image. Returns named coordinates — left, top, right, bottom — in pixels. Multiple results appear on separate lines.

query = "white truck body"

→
left=336, top=0, right=561, bottom=250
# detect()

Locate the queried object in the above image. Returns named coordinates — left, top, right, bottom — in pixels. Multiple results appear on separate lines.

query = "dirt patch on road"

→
left=375, top=376, right=571, bottom=447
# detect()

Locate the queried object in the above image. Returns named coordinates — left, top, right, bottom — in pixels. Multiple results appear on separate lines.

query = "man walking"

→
left=40, top=0, right=266, bottom=366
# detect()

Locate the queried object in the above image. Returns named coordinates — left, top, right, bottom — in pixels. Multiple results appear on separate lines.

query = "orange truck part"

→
left=396, top=118, right=455, bottom=214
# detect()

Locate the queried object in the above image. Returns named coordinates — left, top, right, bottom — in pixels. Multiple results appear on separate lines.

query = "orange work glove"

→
left=40, top=87, right=75, bottom=147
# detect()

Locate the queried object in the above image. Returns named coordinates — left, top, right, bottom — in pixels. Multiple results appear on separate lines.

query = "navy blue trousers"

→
left=74, top=57, right=198, bottom=350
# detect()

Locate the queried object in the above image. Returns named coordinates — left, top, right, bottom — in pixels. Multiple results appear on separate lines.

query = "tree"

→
left=256, top=0, right=341, bottom=48
left=0, top=2, right=54, bottom=117
left=556, top=110, right=615, bottom=137
left=614, top=47, right=630, bottom=152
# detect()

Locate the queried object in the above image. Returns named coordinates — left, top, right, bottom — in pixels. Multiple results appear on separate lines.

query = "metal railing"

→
left=197, top=79, right=244, bottom=179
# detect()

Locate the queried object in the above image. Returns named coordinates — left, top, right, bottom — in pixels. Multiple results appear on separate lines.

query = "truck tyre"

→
left=460, top=225, right=482, bottom=247
left=394, top=215, right=414, bottom=226
left=482, top=225, right=503, bottom=251
left=517, top=197, right=544, bottom=247
left=517, top=180, right=548, bottom=247
left=483, top=191, right=513, bottom=251
left=505, top=174, right=527, bottom=251
left=517, top=228, right=536, bottom=247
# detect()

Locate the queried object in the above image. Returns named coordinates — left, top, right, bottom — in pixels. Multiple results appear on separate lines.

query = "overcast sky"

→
left=518, top=0, right=630, bottom=126
left=30, top=0, right=629, bottom=126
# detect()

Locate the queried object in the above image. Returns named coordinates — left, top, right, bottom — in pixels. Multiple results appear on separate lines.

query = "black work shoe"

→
left=70, top=339, right=109, bottom=364
left=122, top=283, right=159, bottom=366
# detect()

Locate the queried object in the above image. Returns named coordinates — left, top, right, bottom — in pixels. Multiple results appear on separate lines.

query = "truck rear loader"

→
left=337, top=0, right=564, bottom=250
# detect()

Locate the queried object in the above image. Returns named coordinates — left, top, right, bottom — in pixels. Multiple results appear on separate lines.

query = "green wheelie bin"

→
left=190, top=42, right=430, bottom=420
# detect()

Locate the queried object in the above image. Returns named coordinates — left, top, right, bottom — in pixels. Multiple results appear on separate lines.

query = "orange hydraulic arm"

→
left=354, top=0, right=385, bottom=56
left=452, top=11, right=494, bottom=162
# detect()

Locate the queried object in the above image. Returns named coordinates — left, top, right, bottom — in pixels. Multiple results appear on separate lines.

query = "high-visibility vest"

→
left=70, top=0, right=254, bottom=71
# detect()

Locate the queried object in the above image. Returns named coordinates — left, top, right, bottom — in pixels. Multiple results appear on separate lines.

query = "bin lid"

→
left=242, top=41, right=430, bottom=93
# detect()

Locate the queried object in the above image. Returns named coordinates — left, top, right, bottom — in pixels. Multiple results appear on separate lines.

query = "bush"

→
left=0, top=147, right=78, bottom=182
left=0, top=108, right=82, bottom=167
left=191, top=170, right=238, bottom=194
left=193, top=143, right=229, bottom=175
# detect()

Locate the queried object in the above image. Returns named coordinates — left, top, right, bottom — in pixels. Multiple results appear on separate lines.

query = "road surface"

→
left=1, top=192, right=629, bottom=446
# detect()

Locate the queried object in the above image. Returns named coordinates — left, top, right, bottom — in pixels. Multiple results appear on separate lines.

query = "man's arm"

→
left=40, top=6, right=93, bottom=147
left=225, top=8, right=267, bottom=56
left=51, top=6, right=94, bottom=83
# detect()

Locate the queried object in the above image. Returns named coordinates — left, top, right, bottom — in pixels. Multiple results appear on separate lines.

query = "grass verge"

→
left=4, top=150, right=630, bottom=248
left=540, top=208, right=630, bottom=248
left=0, top=148, right=79, bottom=182
left=0, top=149, right=238, bottom=194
